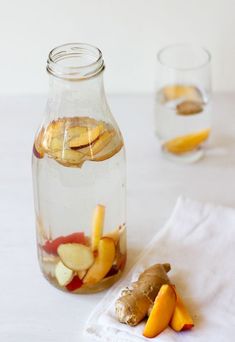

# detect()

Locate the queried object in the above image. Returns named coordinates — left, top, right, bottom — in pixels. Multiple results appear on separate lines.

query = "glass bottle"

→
left=32, top=43, right=126, bottom=293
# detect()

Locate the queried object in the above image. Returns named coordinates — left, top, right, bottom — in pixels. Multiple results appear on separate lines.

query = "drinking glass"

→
left=155, top=44, right=212, bottom=163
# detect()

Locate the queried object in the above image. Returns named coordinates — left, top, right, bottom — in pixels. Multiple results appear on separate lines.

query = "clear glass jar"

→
left=32, top=43, right=126, bottom=293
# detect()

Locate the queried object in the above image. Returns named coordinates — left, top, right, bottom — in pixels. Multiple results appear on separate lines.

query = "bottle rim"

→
left=47, top=43, right=105, bottom=80
left=157, top=43, right=211, bottom=71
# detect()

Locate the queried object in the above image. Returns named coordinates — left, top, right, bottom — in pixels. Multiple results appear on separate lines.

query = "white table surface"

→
left=1, top=93, right=235, bottom=342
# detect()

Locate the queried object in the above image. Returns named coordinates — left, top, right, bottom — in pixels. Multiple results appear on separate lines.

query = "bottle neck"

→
left=47, top=71, right=111, bottom=121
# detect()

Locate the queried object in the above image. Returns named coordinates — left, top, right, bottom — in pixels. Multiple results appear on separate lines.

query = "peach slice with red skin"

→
left=83, top=237, right=115, bottom=285
left=170, top=293, right=194, bottom=332
left=143, top=284, right=176, bottom=338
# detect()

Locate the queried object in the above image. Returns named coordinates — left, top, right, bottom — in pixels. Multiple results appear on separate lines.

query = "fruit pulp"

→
left=155, top=85, right=211, bottom=162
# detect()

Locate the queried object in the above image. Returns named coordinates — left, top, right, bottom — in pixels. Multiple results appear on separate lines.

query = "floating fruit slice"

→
left=91, top=204, right=105, bottom=252
left=55, top=261, right=74, bottom=286
left=143, top=284, right=176, bottom=338
left=58, top=243, right=94, bottom=271
left=164, top=129, right=211, bottom=155
left=83, top=237, right=115, bottom=285
left=66, top=125, right=88, bottom=141
left=33, top=128, right=45, bottom=158
left=170, top=293, right=194, bottom=332
left=177, top=100, right=203, bottom=115
left=92, top=132, right=123, bottom=162
left=51, top=149, right=84, bottom=167
left=79, top=130, right=114, bottom=158
left=163, top=85, right=202, bottom=102
left=68, top=123, right=104, bottom=148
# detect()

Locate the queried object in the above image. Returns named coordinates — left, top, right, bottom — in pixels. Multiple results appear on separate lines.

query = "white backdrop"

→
left=1, top=0, right=235, bottom=94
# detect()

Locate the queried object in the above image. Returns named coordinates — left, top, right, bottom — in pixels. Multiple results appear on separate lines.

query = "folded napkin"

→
left=84, top=197, right=235, bottom=342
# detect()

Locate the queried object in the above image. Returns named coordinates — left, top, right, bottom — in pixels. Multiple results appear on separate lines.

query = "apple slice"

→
left=55, top=261, right=74, bottom=286
left=143, top=284, right=176, bottom=338
left=83, top=237, right=115, bottom=285
left=57, top=243, right=94, bottom=271
left=91, top=204, right=105, bottom=251
left=170, top=293, right=194, bottom=332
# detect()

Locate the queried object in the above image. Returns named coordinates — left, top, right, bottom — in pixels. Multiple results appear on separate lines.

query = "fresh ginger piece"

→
left=164, top=129, right=210, bottom=155
left=57, top=243, right=94, bottom=271
left=170, top=293, right=194, bottom=332
left=115, top=263, right=171, bottom=326
left=91, top=204, right=105, bottom=251
left=55, top=261, right=74, bottom=286
left=83, top=237, right=115, bottom=285
left=51, top=149, right=84, bottom=167
left=143, top=284, right=176, bottom=338
left=68, top=123, right=103, bottom=148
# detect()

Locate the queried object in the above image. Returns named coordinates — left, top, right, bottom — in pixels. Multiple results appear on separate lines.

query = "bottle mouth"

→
left=47, top=43, right=105, bottom=80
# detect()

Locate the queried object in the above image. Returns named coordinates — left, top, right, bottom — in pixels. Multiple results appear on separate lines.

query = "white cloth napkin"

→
left=84, top=197, right=235, bottom=342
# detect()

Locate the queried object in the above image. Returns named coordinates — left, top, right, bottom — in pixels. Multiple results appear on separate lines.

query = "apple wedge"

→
left=55, top=261, right=74, bottom=286
left=91, top=204, right=105, bottom=251
left=143, top=284, right=176, bottom=338
left=170, top=293, right=194, bottom=332
left=83, top=237, right=115, bottom=285
left=57, top=243, right=94, bottom=271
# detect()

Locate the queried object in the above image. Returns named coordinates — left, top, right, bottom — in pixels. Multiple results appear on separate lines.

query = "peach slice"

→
left=170, top=293, right=194, bottom=332
left=143, top=284, right=176, bottom=338
left=164, top=129, right=211, bottom=155
left=55, top=261, right=74, bottom=286
left=91, top=204, right=105, bottom=252
left=163, top=85, right=202, bottom=102
left=83, top=237, right=115, bottom=285
left=68, top=123, right=104, bottom=148
left=57, top=243, right=94, bottom=271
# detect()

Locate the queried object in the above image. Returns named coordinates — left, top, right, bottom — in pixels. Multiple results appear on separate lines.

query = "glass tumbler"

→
left=32, top=43, right=126, bottom=293
left=155, top=44, right=212, bottom=163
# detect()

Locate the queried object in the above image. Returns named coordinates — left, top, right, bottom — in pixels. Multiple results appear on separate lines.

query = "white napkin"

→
left=84, top=197, right=235, bottom=342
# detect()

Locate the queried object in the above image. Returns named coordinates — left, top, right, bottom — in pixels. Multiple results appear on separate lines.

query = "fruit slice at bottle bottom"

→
left=57, top=243, right=94, bottom=271
left=164, top=129, right=211, bottom=155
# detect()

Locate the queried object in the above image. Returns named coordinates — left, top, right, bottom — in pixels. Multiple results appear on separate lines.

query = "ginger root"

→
left=115, top=263, right=171, bottom=326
